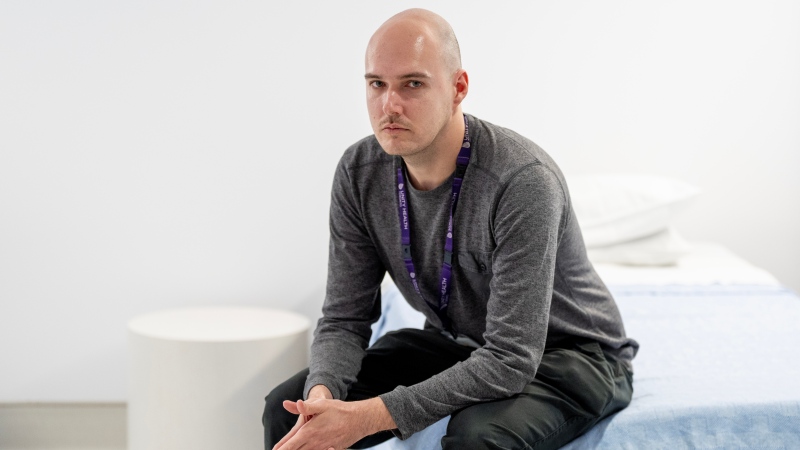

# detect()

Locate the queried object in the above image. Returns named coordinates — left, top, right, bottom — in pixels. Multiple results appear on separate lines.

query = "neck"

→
left=404, top=111, right=466, bottom=191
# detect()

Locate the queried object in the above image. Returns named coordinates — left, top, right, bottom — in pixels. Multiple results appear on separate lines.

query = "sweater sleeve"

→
left=304, top=158, right=386, bottom=401
left=378, top=163, right=567, bottom=439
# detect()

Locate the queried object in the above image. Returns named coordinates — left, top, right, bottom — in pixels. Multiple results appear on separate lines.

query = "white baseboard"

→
left=0, top=403, right=126, bottom=450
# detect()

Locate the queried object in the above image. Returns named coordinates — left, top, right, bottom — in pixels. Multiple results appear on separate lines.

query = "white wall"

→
left=1, top=0, right=797, bottom=402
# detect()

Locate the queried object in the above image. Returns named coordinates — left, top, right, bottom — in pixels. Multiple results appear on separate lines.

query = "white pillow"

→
left=586, top=227, right=693, bottom=266
left=567, top=174, right=700, bottom=247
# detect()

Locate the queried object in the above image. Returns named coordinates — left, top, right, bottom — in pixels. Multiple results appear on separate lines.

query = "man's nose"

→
left=382, top=89, right=402, bottom=116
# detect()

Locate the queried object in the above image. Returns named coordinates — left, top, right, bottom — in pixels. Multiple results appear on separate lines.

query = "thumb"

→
left=296, top=398, right=326, bottom=417
left=282, top=400, right=300, bottom=415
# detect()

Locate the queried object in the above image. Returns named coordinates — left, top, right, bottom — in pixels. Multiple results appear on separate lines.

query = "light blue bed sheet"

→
left=367, top=283, right=800, bottom=449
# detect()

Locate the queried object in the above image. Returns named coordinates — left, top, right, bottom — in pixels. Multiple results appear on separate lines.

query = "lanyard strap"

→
left=396, top=114, right=471, bottom=337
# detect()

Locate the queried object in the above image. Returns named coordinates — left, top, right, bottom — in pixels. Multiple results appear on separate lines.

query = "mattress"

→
left=364, top=243, right=800, bottom=449
left=590, top=242, right=780, bottom=287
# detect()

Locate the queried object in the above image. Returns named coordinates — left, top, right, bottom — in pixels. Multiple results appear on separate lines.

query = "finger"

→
left=293, top=400, right=312, bottom=422
left=296, top=399, right=306, bottom=416
left=297, top=398, right=325, bottom=416
left=272, top=415, right=305, bottom=450
left=282, top=400, right=300, bottom=415
left=272, top=422, right=299, bottom=450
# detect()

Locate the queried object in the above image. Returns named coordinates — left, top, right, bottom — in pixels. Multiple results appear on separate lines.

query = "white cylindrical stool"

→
left=128, top=307, right=309, bottom=450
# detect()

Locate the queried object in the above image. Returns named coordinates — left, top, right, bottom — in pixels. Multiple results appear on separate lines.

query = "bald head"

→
left=364, top=9, right=469, bottom=165
left=367, top=8, right=462, bottom=77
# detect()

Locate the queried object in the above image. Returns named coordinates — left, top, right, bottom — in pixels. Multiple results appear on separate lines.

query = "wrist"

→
left=361, top=396, right=396, bottom=435
left=307, top=384, right=333, bottom=400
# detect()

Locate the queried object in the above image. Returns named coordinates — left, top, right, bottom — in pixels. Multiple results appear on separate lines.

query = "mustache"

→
left=380, top=117, right=411, bottom=128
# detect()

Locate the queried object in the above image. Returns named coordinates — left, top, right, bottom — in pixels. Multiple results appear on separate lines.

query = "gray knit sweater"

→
left=305, top=114, right=638, bottom=439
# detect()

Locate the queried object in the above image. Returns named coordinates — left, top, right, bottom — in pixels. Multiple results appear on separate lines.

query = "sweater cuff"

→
left=303, top=372, right=345, bottom=400
left=378, top=386, right=416, bottom=440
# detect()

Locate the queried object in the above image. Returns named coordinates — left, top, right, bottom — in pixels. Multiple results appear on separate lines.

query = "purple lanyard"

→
left=396, top=114, right=471, bottom=336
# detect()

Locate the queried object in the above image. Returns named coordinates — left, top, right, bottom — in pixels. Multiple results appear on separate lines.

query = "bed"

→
left=364, top=242, right=800, bottom=449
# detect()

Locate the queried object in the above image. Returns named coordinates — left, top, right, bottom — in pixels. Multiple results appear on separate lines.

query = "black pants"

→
left=263, top=328, right=633, bottom=450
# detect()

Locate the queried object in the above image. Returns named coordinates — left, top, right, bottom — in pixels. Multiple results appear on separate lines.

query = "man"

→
left=264, top=8, right=638, bottom=450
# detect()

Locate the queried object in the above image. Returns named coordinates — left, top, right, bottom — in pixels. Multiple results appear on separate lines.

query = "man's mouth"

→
left=383, top=124, right=408, bottom=132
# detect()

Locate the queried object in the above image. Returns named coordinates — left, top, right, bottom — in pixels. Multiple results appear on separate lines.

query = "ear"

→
left=453, top=69, right=469, bottom=106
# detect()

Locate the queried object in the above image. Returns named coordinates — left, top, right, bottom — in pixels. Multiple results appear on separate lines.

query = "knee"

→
left=441, top=422, right=485, bottom=450
left=442, top=413, right=527, bottom=450
left=263, top=368, right=309, bottom=428
left=262, top=390, right=280, bottom=429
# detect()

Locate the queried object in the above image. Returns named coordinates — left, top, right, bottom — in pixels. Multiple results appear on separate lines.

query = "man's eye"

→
left=370, top=81, right=384, bottom=88
left=408, top=81, right=423, bottom=88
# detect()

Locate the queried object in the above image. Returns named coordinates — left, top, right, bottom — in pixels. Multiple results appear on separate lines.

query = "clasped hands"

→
left=273, top=384, right=396, bottom=450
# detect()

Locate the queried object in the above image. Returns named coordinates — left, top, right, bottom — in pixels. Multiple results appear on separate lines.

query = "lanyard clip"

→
left=448, top=324, right=458, bottom=340
left=440, top=315, right=458, bottom=340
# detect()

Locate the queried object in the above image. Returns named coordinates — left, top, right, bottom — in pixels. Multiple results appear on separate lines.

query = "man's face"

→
left=365, top=28, right=456, bottom=158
